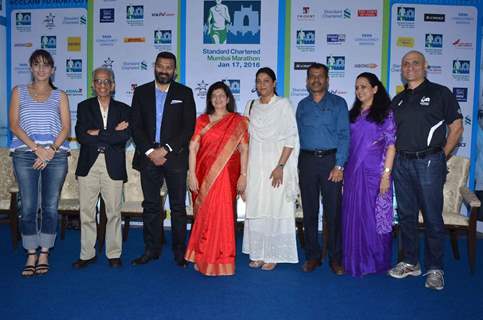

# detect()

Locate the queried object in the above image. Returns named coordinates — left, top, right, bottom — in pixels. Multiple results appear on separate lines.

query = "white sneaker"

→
left=424, top=269, right=444, bottom=290
left=388, top=262, right=422, bottom=279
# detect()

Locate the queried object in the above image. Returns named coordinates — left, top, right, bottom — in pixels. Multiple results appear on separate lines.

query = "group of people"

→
left=10, top=49, right=463, bottom=291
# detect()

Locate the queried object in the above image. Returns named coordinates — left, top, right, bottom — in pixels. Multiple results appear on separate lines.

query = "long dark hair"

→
left=205, top=81, right=236, bottom=114
left=349, top=72, right=391, bottom=124
left=29, top=49, right=57, bottom=89
left=255, top=67, right=278, bottom=96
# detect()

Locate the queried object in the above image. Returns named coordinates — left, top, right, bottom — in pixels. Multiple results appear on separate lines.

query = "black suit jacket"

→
left=130, top=81, right=196, bottom=171
left=75, top=97, right=131, bottom=181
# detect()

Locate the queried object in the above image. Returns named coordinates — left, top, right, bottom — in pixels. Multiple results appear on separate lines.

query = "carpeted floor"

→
left=1, top=225, right=482, bottom=320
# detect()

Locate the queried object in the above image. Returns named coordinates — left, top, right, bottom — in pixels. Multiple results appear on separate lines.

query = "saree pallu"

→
left=185, top=113, right=248, bottom=276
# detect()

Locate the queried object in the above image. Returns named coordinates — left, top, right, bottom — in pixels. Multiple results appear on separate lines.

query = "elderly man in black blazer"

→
left=130, top=51, right=196, bottom=267
left=73, top=67, right=131, bottom=269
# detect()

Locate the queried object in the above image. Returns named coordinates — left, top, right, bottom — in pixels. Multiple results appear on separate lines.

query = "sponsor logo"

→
left=327, top=34, right=346, bottom=45
left=427, top=65, right=442, bottom=75
left=453, top=60, right=470, bottom=74
left=294, top=62, right=314, bottom=70
left=63, top=15, right=86, bottom=25
left=123, top=37, right=145, bottom=43
left=127, top=5, right=144, bottom=26
left=419, top=96, right=430, bottom=106
left=195, top=80, right=209, bottom=99
left=100, top=8, right=115, bottom=23
left=391, top=64, right=401, bottom=73
left=297, top=6, right=315, bottom=21
left=65, top=88, right=83, bottom=97
left=15, top=63, right=31, bottom=75
left=66, top=59, right=82, bottom=73
left=452, top=39, right=473, bottom=49
left=291, top=87, right=309, bottom=97
left=102, top=57, right=114, bottom=69
left=464, top=115, right=471, bottom=126
left=296, top=30, right=315, bottom=45
left=154, top=30, right=172, bottom=44
left=41, top=36, right=56, bottom=49
left=222, top=79, right=241, bottom=95
left=424, top=13, right=445, bottom=22
left=452, top=87, right=468, bottom=102
left=425, top=34, right=443, bottom=48
left=357, top=9, right=377, bottom=17
left=327, top=56, right=345, bottom=77
left=322, top=8, right=351, bottom=19
left=396, top=36, right=414, bottom=48
left=152, top=11, right=176, bottom=17
left=14, top=42, right=33, bottom=47
left=43, top=13, right=56, bottom=29
left=121, top=60, right=148, bottom=71
left=354, top=63, right=378, bottom=69
left=16, top=12, right=31, bottom=25
left=67, top=37, right=81, bottom=52
left=452, top=12, right=474, bottom=25
left=355, top=33, right=379, bottom=46
left=396, top=7, right=415, bottom=21
left=329, top=89, right=348, bottom=96
left=96, top=34, right=118, bottom=47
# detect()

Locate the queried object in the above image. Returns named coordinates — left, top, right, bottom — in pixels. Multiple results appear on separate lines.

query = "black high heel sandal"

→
left=22, top=252, right=37, bottom=278
left=35, top=250, right=50, bottom=275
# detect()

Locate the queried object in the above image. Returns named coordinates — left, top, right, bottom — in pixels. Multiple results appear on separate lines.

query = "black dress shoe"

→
left=108, top=258, right=122, bottom=268
left=131, top=253, right=159, bottom=266
left=330, top=260, right=345, bottom=276
left=302, top=259, right=322, bottom=272
left=72, top=256, right=97, bottom=269
left=175, top=258, right=187, bottom=268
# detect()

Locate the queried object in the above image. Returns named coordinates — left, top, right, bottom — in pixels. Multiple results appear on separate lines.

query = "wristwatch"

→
left=335, top=165, right=344, bottom=171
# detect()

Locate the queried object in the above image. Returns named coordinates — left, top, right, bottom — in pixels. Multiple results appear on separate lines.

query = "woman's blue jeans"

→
left=12, top=150, right=68, bottom=250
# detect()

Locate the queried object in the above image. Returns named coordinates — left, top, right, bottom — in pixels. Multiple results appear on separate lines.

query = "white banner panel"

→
left=289, top=0, right=384, bottom=107
left=93, top=0, right=178, bottom=105
left=389, top=4, right=477, bottom=157
left=186, top=0, right=279, bottom=113
left=11, top=8, right=88, bottom=132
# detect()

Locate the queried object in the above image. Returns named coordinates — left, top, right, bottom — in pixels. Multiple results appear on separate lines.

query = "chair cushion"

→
left=0, top=148, right=16, bottom=202
left=0, top=199, right=11, bottom=210
left=443, top=156, right=469, bottom=214
left=418, top=210, right=469, bottom=226
left=60, top=150, right=80, bottom=199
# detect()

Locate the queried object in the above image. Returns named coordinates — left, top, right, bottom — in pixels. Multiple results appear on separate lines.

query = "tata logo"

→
left=154, top=30, right=172, bottom=44
left=397, top=7, right=415, bottom=21
left=327, top=56, right=345, bottom=71
left=100, top=8, right=115, bottom=23
left=297, top=30, right=315, bottom=45
left=419, top=96, right=430, bottom=106
left=41, top=36, right=56, bottom=49
left=127, top=5, right=144, bottom=20
left=223, top=79, right=241, bottom=95
left=66, top=59, right=83, bottom=73
left=425, top=34, right=443, bottom=48
left=452, top=60, right=470, bottom=75
left=16, top=12, right=31, bottom=26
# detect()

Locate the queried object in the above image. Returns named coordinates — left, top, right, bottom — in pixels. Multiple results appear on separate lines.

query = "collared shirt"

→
left=97, top=97, right=109, bottom=130
left=155, top=83, right=169, bottom=143
left=391, top=79, right=462, bottom=152
left=296, top=91, right=350, bottom=166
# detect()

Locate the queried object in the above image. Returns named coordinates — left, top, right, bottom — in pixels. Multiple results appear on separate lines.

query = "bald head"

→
left=401, top=50, right=427, bottom=88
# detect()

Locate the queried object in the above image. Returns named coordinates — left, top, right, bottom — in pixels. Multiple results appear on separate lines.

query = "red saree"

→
left=185, top=113, right=249, bottom=276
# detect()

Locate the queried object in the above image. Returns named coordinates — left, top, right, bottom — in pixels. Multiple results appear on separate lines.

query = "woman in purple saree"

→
left=342, top=72, right=396, bottom=277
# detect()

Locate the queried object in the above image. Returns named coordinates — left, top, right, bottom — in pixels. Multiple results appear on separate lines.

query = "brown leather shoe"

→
left=303, top=259, right=321, bottom=272
left=330, top=261, right=344, bottom=275
left=108, top=258, right=122, bottom=268
left=72, top=256, right=97, bottom=269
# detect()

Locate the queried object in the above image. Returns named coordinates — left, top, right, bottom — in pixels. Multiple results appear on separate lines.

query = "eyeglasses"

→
left=94, top=79, right=113, bottom=86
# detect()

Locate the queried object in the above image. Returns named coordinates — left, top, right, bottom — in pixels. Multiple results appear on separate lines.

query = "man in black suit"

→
left=73, top=67, right=131, bottom=269
left=130, top=51, right=196, bottom=267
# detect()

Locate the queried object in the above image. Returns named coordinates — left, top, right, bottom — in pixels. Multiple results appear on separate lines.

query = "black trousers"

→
left=298, top=152, right=342, bottom=262
left=140, top=162, right=187, bottom=260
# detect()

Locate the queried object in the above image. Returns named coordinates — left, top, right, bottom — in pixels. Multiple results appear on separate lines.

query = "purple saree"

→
left=342, top=111, right=396, bottom=277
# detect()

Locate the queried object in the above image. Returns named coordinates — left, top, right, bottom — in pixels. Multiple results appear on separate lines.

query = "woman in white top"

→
left=242, top=67, right=299, bottom=270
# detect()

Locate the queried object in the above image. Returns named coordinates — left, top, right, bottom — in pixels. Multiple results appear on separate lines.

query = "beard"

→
left=155, top=71, right=174, bottom=84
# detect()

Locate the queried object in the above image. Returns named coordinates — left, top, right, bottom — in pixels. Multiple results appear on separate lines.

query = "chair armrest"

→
left=9, top=182, right=19, bottom=194
left=460, top=186, right=481, bottom=208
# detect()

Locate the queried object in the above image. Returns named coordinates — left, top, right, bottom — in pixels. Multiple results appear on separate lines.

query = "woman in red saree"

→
left=185, top=81, right=249, bottom=276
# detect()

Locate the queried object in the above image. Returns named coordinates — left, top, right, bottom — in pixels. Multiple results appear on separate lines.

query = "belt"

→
left=397, top=147, right=442, bottom=160
left=97, top=147, right=106, bottom=153
left=301, top=148, right=337, bottom=157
